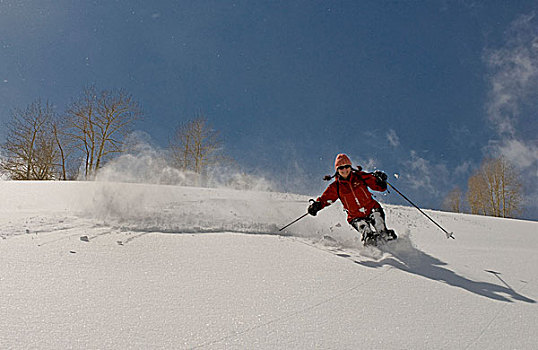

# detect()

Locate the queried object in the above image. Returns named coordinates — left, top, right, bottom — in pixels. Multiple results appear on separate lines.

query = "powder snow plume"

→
left=82, top=132, right=314, bottom=236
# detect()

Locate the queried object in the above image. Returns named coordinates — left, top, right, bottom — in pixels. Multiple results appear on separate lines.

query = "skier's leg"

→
left=369, top=208, right=387, bottom=232
left=351, top=218, right=376, bottom=245
left=370, top=208, right=397, bottom=240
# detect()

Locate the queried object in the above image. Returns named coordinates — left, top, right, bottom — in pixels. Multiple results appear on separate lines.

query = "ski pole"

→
left=279, top=213, right=309, bottom=232
left=387, top=181, right=455, bottom=239
left=279, top=199, right=316, bottom=232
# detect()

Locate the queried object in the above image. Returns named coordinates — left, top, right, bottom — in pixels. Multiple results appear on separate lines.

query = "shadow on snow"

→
left=353, top=235, right=536, bottom=304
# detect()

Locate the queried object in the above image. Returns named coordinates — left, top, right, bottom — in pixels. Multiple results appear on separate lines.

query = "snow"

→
left=1, top=180, right=537, bottom=349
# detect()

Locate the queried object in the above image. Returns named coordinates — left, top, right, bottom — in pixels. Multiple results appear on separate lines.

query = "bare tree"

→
left=51, top=115, right=81, bottom=180
left=64, top=86, right=142, bottom=178
left=169, top=116, right=228, bottom=174
left=442, top=186, right=463, bottom=213
left=64, top=86, right=99, bottom=178
left=467, top=172, right=489, bottom=215
left=1, top=100, right=59, bottom=180
left=483, top=156, right=522, bottom=218
left=52, top=122, right=68, bottom=180
left=466, top=156, right=523, bottom=218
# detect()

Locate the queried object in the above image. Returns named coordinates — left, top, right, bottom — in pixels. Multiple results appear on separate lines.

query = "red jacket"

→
left=317, top=171, right=386, bottom=222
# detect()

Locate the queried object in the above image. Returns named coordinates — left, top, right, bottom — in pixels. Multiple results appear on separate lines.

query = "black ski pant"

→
left=350, top=207, right=387, bottom=238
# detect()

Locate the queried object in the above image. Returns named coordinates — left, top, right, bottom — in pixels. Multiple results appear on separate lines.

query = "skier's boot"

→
left=361, top=231, right=379, bottom=246
left=379, top=229, right=397, bottom=241
left=351, top=218, right=378, bottom=246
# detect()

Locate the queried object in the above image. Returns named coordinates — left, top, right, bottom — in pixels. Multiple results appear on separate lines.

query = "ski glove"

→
left=308, top=200, right=323, bottom=216
left=373, top=170, right=388, bottom=186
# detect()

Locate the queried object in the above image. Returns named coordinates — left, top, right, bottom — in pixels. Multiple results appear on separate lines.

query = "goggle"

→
left=337, top=165, right=351, bottom=171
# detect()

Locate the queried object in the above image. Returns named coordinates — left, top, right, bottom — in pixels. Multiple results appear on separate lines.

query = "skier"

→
left=308, top=153, right=397, bottom=245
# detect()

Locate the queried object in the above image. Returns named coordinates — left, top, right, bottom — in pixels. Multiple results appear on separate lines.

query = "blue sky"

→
left=1, top=1, right=537, bottom=219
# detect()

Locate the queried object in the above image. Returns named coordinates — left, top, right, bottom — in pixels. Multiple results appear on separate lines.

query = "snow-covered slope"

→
left=1, top=181, right=537, bottom=349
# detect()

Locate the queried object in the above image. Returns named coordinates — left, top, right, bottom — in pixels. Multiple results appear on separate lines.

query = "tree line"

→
left=442, top=156, right=523, bottom=218
left=0, top=86, right=227, bottom=181
left=4, top=86, right=523, bottom=218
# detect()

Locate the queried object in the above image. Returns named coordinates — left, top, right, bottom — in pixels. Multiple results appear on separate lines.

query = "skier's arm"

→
left=362, top=172, right=387, bottom=192
left=317, top=182, right=340, bottom=208
left=308, top=182, right=339, bottom=216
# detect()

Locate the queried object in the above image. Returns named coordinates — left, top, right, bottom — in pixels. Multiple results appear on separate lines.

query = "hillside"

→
left=1, top=181, right=537, bottom=349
